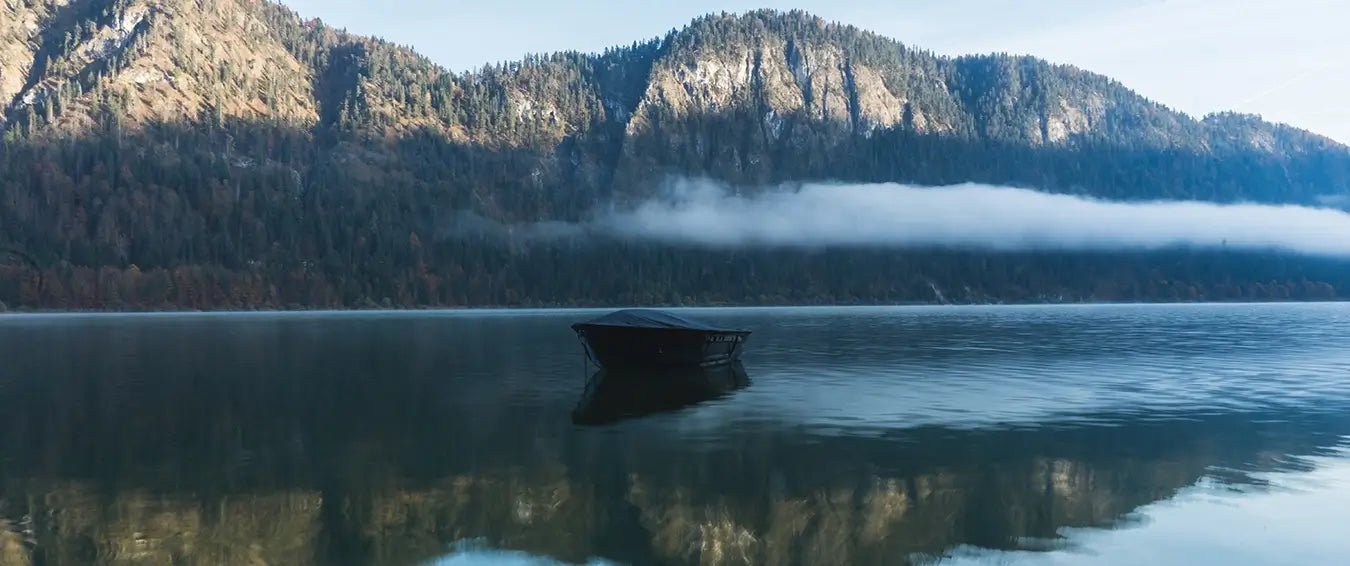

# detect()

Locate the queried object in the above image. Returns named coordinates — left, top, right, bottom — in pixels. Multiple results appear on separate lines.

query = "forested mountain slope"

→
left=2, top=0, right=1349, bottom=309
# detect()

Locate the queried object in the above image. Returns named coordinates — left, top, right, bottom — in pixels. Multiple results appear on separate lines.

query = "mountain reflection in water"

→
left=0, top=305, right=1348, bottom=565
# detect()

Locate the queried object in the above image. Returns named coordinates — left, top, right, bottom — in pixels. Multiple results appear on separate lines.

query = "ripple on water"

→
left=705, top=304, right=1350, bottom=433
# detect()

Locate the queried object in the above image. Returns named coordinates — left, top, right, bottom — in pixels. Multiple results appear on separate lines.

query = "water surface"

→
left=1, top=303, right=1348, bottom=565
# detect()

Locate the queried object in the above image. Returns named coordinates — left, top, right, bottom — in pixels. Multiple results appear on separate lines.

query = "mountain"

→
left=2, top=0, right=1350, bottom=310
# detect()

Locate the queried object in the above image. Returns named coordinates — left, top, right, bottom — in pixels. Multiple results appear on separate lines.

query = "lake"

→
left=1, top=303, right=1349, bottom=565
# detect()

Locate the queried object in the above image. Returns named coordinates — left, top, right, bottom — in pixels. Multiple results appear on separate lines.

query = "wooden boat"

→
left=571, top=309, right=750, bottom=370
left=571, top=361, right=751, bottom=426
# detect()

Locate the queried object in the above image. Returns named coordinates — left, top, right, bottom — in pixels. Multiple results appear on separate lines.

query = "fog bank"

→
left=594, top=179, right=1350, bottom=257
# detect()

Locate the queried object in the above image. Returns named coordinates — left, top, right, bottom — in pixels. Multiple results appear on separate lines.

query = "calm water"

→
left=1, top=304, right=1349, bottom=565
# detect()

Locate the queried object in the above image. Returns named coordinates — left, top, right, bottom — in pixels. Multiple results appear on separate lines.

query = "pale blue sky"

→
left=281, top=0, right=1350, bottom=143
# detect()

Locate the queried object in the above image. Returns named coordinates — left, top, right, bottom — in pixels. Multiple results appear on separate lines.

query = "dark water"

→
left=1, top=304, right=1349, bottom=565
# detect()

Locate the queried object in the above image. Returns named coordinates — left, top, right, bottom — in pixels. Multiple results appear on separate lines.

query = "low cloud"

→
left=591, top=179, right=1350, bottom=257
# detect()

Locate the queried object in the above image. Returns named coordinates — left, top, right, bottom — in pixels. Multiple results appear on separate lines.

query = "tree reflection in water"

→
left=0, top=314, right=1347, bottom=565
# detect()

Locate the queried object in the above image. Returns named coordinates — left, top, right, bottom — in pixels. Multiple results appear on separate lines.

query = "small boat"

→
left=571, top=309, right=750, bottom=370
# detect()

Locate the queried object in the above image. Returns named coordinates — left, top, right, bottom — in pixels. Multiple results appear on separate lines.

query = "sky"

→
left=280, top=0, right=1350, bottom=144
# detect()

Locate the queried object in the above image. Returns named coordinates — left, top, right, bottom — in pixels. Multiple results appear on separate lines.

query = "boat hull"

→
left=574, top=325, right=749, bottom=370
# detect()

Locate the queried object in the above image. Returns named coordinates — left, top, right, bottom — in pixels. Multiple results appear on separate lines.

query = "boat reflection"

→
left=571, top=361, right=751, bottom=425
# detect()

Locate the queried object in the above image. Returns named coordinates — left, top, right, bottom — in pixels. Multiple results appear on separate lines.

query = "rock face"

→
left=630, top=26, right=953, bottom=138
left=3, top=2, right=1345, bottom=188
left=2, top=0, right=317, bottom=133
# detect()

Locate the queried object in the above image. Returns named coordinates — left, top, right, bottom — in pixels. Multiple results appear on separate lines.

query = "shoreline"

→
left=2, top=298, right=1347, bottom=317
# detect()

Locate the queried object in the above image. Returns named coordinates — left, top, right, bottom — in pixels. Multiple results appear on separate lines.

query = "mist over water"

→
left=593, top=179, right=1350, bottom=256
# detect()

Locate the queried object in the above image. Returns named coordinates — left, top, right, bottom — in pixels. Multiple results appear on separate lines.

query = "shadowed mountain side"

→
left=608, top=109, right=1350, bottom=207
left=4, top=2, right=1350, bottom=309
left=3, top=116, right=1350, bottom=309
left=5, top=245, right=1347, bottom=311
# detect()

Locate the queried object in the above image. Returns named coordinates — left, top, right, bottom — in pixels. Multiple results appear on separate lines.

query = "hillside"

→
left=2, top=0, right=1350, bottom=309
